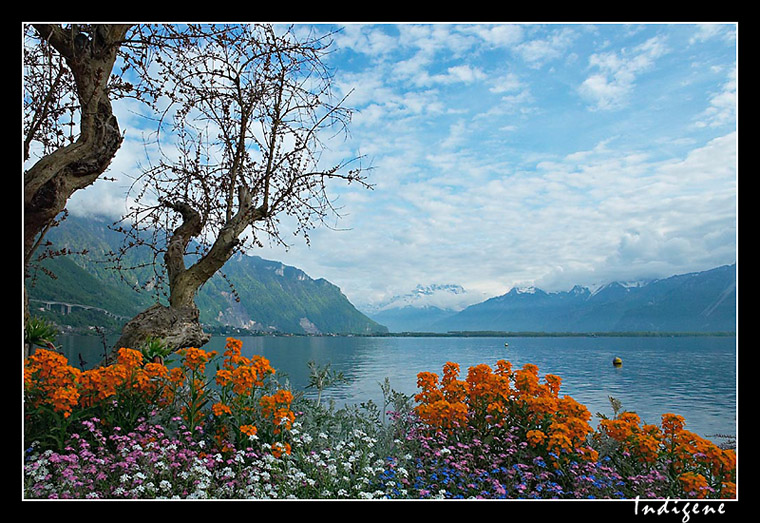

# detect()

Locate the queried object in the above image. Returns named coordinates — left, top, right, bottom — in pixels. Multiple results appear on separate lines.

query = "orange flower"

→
left=116, top=347, right=144, bottom=368
left=25, top=349, right=82, bottom=413
left=215, top=369, right=233, bottom=387
left=680, top=472, right=710, bottom=498
left=179, top=347, right=217, bottom=372
left=259, top=389, right=296, bottom=434
left=513, top=365, right=540, bottom=397
left=143, top=362, right=168, bottom=379
left=721, top=481, right=736, bottom=499
left=222, top=337, right=248, bottom=369
left=168, top=367, right=185, bottom=384
left=662, top=413, right=686, bottom=439
left=544, top=374, right=562, bottom=396
left=547, top=425, right=574, bottom=454
left=240, top=424, right=258, bottom=438
left=271, top=441, right=291, bottom=459
left=212, top=402, right=232, bottom=416
left=50, top=385, right=79, bottom=417
left=526, top=429, right=547, bottom=446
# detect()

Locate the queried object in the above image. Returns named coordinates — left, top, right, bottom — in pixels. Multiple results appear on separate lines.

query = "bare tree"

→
left=23, top=24, right=254, bottom=354
left=110, top=24, right=370, bottom=354
left=24, top=25, right=131, bottom=325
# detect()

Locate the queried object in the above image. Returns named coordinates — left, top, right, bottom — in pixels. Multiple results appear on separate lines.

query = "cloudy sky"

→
left=68, top=22, right=738, bottom=311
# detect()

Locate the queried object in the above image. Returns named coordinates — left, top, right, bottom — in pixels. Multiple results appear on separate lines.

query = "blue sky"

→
left=69, top=22, right=738, bottom=311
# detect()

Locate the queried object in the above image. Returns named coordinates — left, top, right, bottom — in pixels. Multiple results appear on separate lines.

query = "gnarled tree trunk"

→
left=109, top=190, right=263, bottom=357
left=24, top=24, right=131, bottom=336
left=111, top=303, right=211, bottom=360
left=24, top=25, right=131, bottom=359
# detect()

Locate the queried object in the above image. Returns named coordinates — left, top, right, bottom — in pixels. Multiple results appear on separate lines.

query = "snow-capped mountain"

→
left=362, top=284, right=485, bottom=333
left=366, top=284, right=474, bottom=313
left=363, top=265, right=736, bottom=334
left=435, top=265, right=736, bottom=333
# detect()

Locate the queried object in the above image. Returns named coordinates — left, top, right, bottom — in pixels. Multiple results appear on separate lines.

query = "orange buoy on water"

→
left=612, top=357, right=622, bottom=367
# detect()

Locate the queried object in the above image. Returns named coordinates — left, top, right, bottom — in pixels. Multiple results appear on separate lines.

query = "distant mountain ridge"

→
left=433, top=265, right=737, bottom=333
left=368, top=265, right=736, bottom=333
left=26, top=216, right=387, bottom=335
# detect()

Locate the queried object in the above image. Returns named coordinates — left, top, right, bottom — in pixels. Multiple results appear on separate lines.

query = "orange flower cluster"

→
left=599, top=412, right=662, bottom=463
left=25, top=348, right=173, bottom=417
left=25, top=349, right=82, bottom=418
left=25, top=339, right=297, bottom=459
left=259, top=389, right=296, bottom=435
left=414, top=365, right=469, bottom=430
left=466, top=361, right=512, bottom=426
left=216, top=338, right=274, bottom=395
left=177, top=346, right=218, bottom=373
left=415, top=360, right=598, bottom=464
left=78, top=348, right=171, bottom=407
left=271, top=441, right=292, bottom=458
left=508, top=363, right=596, bottom=462
left=240, top=424, right=258, bottom=438
left=210, top=339, right=295, bottom=454
left=600, top=411, right=736, bottom=498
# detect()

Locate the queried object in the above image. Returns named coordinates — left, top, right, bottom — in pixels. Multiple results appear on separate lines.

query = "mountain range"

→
left=27, top=216, right=736, bottom=336
left=25, top=216, right=387, bottom=335
left=367, top=265, right=737, bottom=333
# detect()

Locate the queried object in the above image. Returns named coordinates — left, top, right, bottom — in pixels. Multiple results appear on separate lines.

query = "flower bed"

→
left=23, top=338, right=736, bottom=499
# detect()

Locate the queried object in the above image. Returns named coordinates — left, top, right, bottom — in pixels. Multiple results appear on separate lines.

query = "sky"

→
left=66, top=22, right=739, bottom=312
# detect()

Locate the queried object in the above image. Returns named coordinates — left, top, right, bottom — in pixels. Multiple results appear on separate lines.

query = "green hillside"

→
left=25, top=216, right=387, bottom=335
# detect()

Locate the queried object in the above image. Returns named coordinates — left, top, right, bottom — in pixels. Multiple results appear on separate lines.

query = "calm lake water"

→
left=57, top=334, right=737, bottom=442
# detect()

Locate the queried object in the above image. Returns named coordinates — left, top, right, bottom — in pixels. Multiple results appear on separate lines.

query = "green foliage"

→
left=138, top=336, right=173, bottom=364
left=25, top=316, right=59, bottom=349
left=305, top=360, right=347, bottom=409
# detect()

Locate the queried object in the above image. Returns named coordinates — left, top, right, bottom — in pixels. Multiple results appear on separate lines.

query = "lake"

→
left=56, top=334, right=737, bottom=442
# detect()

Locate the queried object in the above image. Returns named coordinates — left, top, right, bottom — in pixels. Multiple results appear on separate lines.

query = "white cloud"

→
left=689, top=23, right=733, bottom=45
left=489, top=72, right=523, bottom=94
left=694, top=66, right=737, bottom=129
left=314, top=128, right=731, bottom=307
left=579, top=35, right=669, bottom=110
left=462, top=23, right=524, bottom=47
left=514, top=26, right=577, bottom=68
left=330, top=24, right=400, bottom=57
